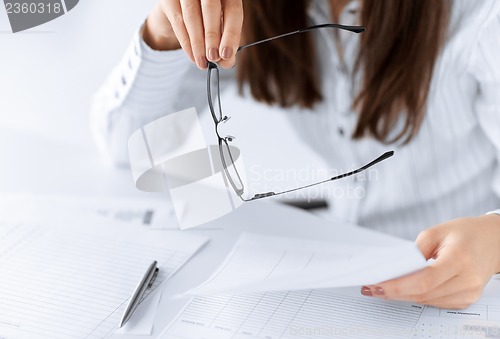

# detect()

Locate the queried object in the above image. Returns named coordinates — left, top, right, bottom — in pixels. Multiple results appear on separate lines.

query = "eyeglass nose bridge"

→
left=214, top=115, right=231, bottom=125
left=215, top=115, right=234, bottom=137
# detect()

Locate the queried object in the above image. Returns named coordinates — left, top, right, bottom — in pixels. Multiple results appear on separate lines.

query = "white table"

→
left=0, top=127, right=403, bottom=338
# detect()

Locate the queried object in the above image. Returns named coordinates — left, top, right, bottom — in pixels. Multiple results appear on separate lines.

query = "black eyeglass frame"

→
left=207, top=23, right=394, bottom=202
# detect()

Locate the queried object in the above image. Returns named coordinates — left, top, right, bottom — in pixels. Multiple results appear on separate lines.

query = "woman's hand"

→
left=361, top=214, right=500, bottom=309
left=142, top=0, right=244, bottom=70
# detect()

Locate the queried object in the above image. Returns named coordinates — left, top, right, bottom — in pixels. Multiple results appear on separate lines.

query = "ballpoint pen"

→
left=118, top=260, right=159, bottom=328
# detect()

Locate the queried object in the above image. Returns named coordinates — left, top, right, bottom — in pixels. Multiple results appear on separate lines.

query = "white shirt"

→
left=90, top=0, right=500, bottom=240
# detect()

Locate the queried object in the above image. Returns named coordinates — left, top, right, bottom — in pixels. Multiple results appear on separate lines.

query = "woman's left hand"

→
left=361, top=214, right=500, bottom=309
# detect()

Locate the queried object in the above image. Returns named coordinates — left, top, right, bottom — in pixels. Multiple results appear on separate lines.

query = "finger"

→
left=218, top=0, right=243, bottom=68
left=418, top=289, right=482, bottom=309
left=164, top=0, right=195, bottom=62
left=367, top=275, right=465, bottom=303
left=363, top=252, right=461, bottom=299
left=415, top=227, right=443, bottom=260
left=180, top=0, right=208, bottom=69
left=415, top=274, right=485, bottom=304
left=201, top=0, right=222, bottom=62
left=362, top=228, right=457, bottom=299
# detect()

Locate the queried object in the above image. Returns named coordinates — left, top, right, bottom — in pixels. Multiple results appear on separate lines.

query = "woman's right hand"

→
left=142, top=0, right=244, bottom=70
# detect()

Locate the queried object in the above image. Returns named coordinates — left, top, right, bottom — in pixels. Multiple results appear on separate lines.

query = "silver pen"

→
left=118, top=260, right=159, bottom=328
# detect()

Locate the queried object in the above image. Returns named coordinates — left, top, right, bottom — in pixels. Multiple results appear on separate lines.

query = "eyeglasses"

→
left=207, top=23, right=394, bottom=202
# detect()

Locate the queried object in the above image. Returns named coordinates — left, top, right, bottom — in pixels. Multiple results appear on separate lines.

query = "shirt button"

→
left=338, top=127, right=345, bottom=136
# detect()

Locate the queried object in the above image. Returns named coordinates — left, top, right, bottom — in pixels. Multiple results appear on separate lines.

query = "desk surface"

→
left=0, top=127, right=403, bottom=338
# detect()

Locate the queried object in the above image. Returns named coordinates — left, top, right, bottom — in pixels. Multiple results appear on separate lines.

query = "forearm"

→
left=90, top=27, right=192, bottom=166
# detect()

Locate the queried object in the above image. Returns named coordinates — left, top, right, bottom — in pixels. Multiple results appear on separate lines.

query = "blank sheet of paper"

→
left=0, top=220, right=208, bottom=339
left=185, top=233, right=427, bottom=296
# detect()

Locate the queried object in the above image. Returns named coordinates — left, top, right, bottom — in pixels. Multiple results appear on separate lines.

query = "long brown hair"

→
left=237, top=0, right=452, bottom=143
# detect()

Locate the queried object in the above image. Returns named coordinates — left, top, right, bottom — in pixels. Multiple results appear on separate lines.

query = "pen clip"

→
left=148, top=267, right=159, bottom=288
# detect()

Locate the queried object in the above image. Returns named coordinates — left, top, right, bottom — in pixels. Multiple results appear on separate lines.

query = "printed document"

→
left=164, top=233, right=500, bottom=338
left=185, top=233, right=428, bottom=295
left=0, top=216, right=208, bottom=339
left=162, top=280, right=500, bottom=339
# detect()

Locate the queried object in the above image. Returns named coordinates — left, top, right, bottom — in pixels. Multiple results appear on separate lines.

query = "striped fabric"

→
left=90, top=0, right=500, bottom=240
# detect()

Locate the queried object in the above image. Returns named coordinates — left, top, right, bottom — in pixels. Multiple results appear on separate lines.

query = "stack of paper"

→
left=162, top=234, right=500, bottom=339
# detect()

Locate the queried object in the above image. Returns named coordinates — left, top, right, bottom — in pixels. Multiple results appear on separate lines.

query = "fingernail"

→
left=373, top=286, right=385, bottom=296
left=221, top=47, right=233, bottom=60
left=197, top=56, right=208, bottom=69
left=361, top=286, right=372, bottom=296
left=208, top=48, right=219, bottom=61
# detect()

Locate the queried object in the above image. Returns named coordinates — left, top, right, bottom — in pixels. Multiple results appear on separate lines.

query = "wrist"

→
left=142, top=5, right=180, bottom=51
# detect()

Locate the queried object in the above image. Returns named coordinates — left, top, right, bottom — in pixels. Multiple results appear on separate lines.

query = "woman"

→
left=91, top=0, right=500, bottom=309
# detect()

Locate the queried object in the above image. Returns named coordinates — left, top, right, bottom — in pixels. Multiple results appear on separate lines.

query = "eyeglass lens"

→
left=208, top=66, right=223, bottom=123
left=219, top=138, right=244, bottom=195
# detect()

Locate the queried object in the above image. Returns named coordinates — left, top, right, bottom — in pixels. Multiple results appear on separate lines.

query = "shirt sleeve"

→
left=89, top=25, right=207, bottom=166
left=468, top=11, right=500, bottom=209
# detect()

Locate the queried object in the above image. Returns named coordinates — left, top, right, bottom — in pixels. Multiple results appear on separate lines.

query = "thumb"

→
left=415, top=227, right=443, bottom=260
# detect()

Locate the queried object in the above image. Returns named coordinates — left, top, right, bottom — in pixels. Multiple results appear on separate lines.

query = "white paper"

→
left=38, top=195, right=181, bottom=230
left=184, top=233, right=427, bottom=296
left=0, top=215, right=208, bottom=339
left=161, top=281, right=500, bottom=339
left=114, top=289, right=162, bottom=335
left=0, top=193, right=179, bottom=229
left=0, top=193, right=181, bottom=230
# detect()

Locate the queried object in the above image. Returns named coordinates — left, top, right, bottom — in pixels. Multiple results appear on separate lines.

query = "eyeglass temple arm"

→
left=247, top=151, right=394, bottom=201
left=237, top=23, right=365, bottom=53
left=328, top=150, right=393, bottom=181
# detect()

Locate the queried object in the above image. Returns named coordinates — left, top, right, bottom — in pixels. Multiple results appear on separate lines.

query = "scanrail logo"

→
left=3, top=0, right=79, bottom=33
